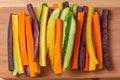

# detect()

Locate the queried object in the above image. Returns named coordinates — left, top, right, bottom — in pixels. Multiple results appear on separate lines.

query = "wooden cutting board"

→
left=0, top=7, right=120, bottom=79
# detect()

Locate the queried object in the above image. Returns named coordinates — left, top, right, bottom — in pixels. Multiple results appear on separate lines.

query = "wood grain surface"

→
left=0, top=0, right=120, bottom=79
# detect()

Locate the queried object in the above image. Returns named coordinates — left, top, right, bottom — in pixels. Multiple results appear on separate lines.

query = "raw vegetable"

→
left=18, top=11, right=28, bottom=66
left=72, top=11, right=84, bottom=69
left=47, top=19, right=56, bottom=70
left=39, top=6, right=49, bottom=66
left=62, top=12, right=76, bottom=72
left=12, top=14, right=24, bottom=74
left=63, top=1, right=69, bottom=8
left=92, top=12, right=103, bottom=69
left=25, top=16, right=38, bottom=77
left=27, top=4, right=39, bottom=62
left=84, top=49, right=89, bottom=71
left=38, top=3, right=48, bottom=24
left=60, top=8, right=70, bottom=20
left=70, top=3, right=77, bottom=17
left=77, top=6, right=83, bottom=16
left=8, top=13, right=14, bottom=71
left=52, top=4, right=58, bottom=9
left=54, top=19, right=63, bottom=74
left=86, top=6, right=98, bottom=65
left=47, top=8, right=60, bottom=52
left=36, top=6, right=42, bottom=21
left=101, top=9, right=111, bottom=70
left=58, top=3, right=63, bottom=11
left=78, top=6, right=88, bottom=70
left=89, top=58, right=96, bottom=71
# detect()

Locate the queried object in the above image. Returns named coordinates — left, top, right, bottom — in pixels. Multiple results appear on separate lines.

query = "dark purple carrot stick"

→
left=78, top=6, right=88, bottom=70
left=101, top=9, right=112, bottom=70
left=8, top=13, right=14, bottom=71
left=63, top=1, right=69, bottom=9
left=27, top=4, right=39, bottom=62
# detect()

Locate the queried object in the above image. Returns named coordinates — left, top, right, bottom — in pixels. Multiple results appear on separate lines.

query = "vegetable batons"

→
left=39, top=5, right=49, bottom=66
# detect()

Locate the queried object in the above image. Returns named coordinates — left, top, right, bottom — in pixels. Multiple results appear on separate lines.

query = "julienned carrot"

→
left=25, top=16, right=38, bottom=77
left=86, top=6, right=98, bottom=65
left=84, top=49, right=89, bottom=71
left=18, top=11, right=28, bottom=66
left=12, top=14, right=24, bottom=74
left=92, top=12, right=103, bottom=69
left=52, top=4, right=58, bottom=9
left=54, top=19, right=63, bottom=74
left=89, top=58, right=96, bottom=71
left=58, top=3, right=63, bottom=11
left=71, top=12, right=84, bottom=69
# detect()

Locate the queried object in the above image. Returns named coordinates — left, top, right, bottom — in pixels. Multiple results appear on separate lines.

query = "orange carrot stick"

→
left=18, top=11, right=28, bottom=66
left=25, top=16, right=38, bottom=77
left=84, top=49, right=89, bottom=71
left=71, top=12, right=84, bottom=69
left=54, top=19, right=63, bottom=74
left=92, top=12, right=103, bottom=69
left=52, top=4, right=58, bottom=10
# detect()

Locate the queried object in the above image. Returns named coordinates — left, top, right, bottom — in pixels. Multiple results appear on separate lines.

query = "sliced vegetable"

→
left=54, top=19, right=63, bottom=74
left=25, top=16, right=38, bottom=77
left=39, top=6, right=49, bottom=66
left=52, top=4, right=58, bottom=9
left=62, top=12, right=76, bottom=72
left=86, top=6, right=98, bottom=65
left=84, top=49, right=89, bottom=71
left=27, top=4, right=39, bottom=62
left=12, top=14, right=24, bottom=74
left=8, top=13, right=14, bottom=71
left=72, top=11, right=84, bottom=69
left=89, top=58, right=96, bottom=71
left=38, top=3, right=48, bottom=24
left=77, top=6, right=83, bottom=16
left=47, top=8, right=60, bottom=52
left=36, top=6, right=42, bottom=21
left=63, top=1, right=69, bottom=9
left=70, top=3, right=77, bottom=17
left=101, top=9, right=111, bottom=70
left=60, top=8, right=70, bottom=20
left=18, top=11, right=28, bottom=66
left=47, top=19, right=56, bottom=70
left=93, top=12, right=103, bottom=69
left=58, top=3, right=63, bottom=11
left=78, top=6, right=88, bottom=70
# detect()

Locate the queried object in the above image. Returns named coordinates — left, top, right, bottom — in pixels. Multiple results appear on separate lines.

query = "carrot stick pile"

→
left=8, top=2, right=112, bottom=77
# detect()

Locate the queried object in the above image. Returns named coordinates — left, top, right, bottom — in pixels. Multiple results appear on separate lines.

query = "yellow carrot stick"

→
left=47, top=19, right=56, bottom=70
left=36, top=6, right=42, bottom=21
left=39, top=6, right=49, bottom=66
left=12, top=14, right=24, bottom=74
left=89, top=58, right=96, bottom=71
left=58, top=3, right=63, bottom=11
left=86, top=6, right=98, bottom=65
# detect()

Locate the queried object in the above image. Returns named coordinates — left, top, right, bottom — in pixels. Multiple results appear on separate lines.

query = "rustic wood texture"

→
left=0, top=1, right=120, bottom=79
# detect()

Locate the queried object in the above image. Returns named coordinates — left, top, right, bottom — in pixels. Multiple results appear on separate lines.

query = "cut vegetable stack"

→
left=8, top=2, right=112, bottom=77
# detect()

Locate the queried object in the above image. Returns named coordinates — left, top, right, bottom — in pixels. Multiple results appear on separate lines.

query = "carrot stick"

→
left=92, top=12, right=103, bottom=69
left=86, top=6, right=98, bottom=65
left=25, top=16, right=38, bottom=77
left=84, top=49, right=89, bottom=71
left=12, top=14, right=24, bottom=74
left=89, top=58, right=96, bottom=71
left=71, top=12, right=84, bottom=69
left=52, top=4, right=58, bottom=10
left=18, top=11, right=28, bottom=66
left=54, top=19, right=63, bottom=74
